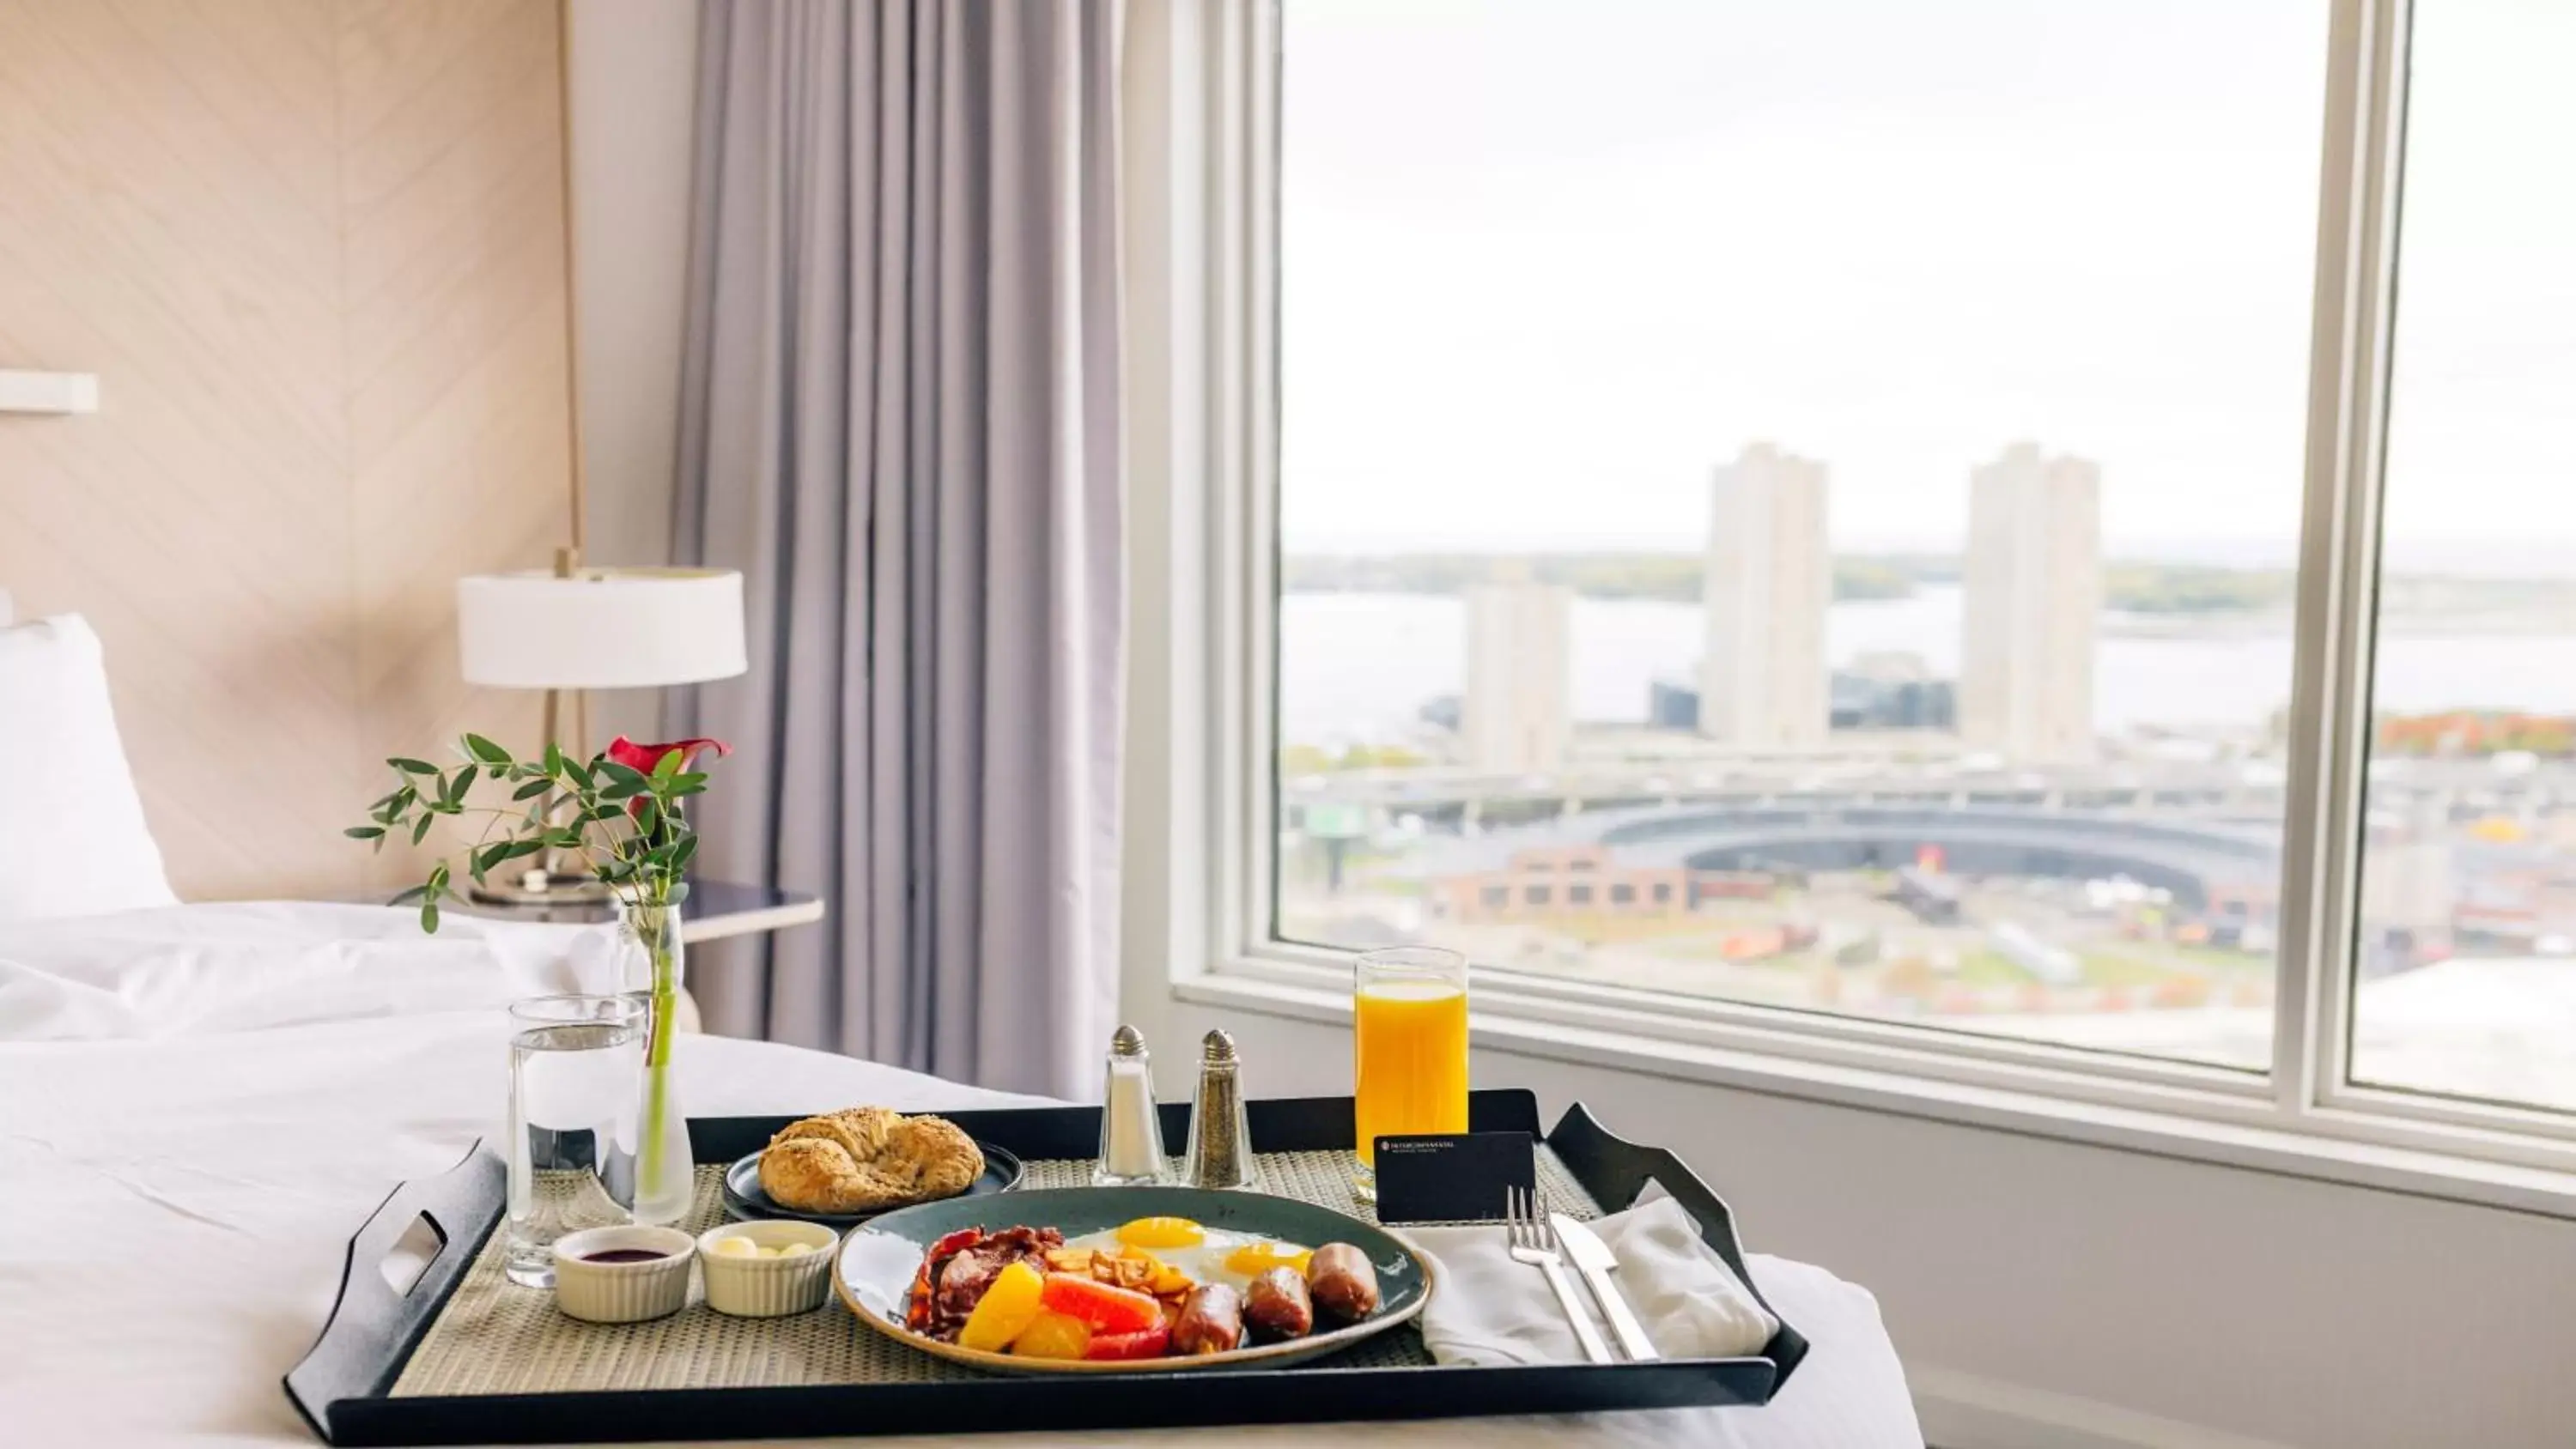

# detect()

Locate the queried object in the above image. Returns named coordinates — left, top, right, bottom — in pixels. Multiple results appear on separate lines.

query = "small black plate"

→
left=721, top=1142, right=1024, bottom=1228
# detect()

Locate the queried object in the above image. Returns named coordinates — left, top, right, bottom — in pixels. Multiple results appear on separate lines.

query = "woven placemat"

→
left=391, top=1149, right=1603, bottom=1397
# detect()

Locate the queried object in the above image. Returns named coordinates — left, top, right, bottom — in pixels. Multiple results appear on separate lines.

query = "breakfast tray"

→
left=285, top=1090, right=1808, bottom=1444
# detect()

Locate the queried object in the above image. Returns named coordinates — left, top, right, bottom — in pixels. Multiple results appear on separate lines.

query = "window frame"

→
left=1133, top=0, right=2576, bottom=1194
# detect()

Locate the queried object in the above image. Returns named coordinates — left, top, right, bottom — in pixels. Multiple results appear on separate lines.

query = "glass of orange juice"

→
left=1352, top=945, right=1469, bottom=1199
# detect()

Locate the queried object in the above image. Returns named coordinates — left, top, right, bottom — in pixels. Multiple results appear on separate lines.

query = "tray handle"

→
left=283, top=1141, right=506, bottom=1444
left=1545, top=1102, right=1812, bottom=1391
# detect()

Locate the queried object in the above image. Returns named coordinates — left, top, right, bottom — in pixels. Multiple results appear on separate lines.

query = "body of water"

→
left=1281, top=586, right=2576, bottom=745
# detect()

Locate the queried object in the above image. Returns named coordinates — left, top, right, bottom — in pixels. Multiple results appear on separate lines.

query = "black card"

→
left=1372, top=1131, right=1537, bottom=1224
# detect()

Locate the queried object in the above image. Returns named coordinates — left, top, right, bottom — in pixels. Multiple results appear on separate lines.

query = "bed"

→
left=0, top=904, right=1923, bottom=1447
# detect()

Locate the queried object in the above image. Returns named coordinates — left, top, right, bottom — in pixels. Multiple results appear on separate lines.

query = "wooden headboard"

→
left=0, top=2, right=572, bottom=899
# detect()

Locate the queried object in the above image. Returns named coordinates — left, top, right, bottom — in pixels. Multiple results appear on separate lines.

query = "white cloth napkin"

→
left=1405, top=1195, right=1781, bottom=1366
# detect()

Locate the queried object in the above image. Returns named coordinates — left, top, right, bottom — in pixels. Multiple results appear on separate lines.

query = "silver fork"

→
left=1504, top=1185, right=1613, bottom=1364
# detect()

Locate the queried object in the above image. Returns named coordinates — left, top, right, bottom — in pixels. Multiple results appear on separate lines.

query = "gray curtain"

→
left=671, top=0, right=1125, bottom=1100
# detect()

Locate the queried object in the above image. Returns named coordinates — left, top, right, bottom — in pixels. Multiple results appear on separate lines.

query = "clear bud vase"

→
left=614, top=893, right=695, bottom=1225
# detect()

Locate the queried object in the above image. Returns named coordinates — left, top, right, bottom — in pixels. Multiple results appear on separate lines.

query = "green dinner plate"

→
left=835, top=1185, right=1437, bottom=1374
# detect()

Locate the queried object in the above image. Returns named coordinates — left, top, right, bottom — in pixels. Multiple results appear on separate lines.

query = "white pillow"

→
left=0, top=615, right=179, bottom=920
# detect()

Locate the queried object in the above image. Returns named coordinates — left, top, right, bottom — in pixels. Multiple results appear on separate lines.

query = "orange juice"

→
left=1353, top=979, right=1469, bottom=1166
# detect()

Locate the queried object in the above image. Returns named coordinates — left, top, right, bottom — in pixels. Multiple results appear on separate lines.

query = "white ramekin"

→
left=550, top=1225, right=697, bottom=1324
left=696, top=1219, right=841, bottom=1318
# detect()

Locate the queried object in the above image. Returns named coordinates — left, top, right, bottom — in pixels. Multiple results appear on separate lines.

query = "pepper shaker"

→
left=1182, top=1028, right=1259, bottom=1191
left=1093, top=1024, right=1168, bottom=1185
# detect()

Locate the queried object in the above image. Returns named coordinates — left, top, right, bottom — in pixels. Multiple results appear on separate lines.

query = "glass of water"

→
left=505, top=994, right=648, bottom=1288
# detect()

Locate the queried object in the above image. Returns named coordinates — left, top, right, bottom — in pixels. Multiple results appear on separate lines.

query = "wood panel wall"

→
left=0, top=0, right=572, bottom=899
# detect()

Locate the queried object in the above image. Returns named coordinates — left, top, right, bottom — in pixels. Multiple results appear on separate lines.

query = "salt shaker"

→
left=1182, top=1028, right=1260, bottom=1191
left=1093, top=1024, right=1169, bottom=1185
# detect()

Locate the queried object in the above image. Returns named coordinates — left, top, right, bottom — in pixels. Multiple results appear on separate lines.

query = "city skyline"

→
left=1455, top=438, right=2106, bottom=767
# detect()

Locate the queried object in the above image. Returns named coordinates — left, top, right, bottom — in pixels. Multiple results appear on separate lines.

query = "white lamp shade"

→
left=456, top=567, right=749, bottom=689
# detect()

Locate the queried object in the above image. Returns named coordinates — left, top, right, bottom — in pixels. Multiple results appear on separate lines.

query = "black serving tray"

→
left=285, top=1091, right=1807, bottom=1445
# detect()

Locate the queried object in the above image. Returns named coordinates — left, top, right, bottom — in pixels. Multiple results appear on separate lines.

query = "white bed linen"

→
left=0, top=905, right=1920, bottom=1448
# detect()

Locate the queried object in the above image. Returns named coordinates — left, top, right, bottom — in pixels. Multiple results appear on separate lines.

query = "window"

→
left=1273, top=0, right=2326, bottom=1071
left=2350, top=0, right=2576, bottom=1113
left=1163, top=0, right=2576, bottom=1187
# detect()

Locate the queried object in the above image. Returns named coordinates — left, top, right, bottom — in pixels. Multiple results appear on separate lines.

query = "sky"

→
left=1277, top=0, right=2576, bottom=567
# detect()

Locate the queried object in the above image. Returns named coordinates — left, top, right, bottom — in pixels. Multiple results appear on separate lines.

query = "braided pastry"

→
left=758, top=1106, right=985, bottom=1213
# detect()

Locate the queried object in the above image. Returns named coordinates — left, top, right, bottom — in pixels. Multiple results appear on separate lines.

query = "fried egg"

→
left=1062, top=1217, right=1310, bottom=1294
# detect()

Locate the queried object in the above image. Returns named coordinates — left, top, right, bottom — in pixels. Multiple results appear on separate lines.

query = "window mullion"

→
left=2275, top=0, right=2412, bottom=1123
left=1242, top=0, right=1283, bottom=963
left=1206, top=0, right=1263, bottom=964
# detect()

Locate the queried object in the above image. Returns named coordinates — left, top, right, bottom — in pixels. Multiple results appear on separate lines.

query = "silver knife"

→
left=1551, top=1212, right=1659, bottom=1361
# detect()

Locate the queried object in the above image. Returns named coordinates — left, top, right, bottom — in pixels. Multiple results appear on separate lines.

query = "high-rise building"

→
left=1960, top=442, right=2101, bottom=764
left=1700, top=443, right=1830, bottom=749
left=1463, top=579, right=1572, bottom=774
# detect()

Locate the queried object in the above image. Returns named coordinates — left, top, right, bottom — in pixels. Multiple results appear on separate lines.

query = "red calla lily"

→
left=606, top=736, right=731, bottom=773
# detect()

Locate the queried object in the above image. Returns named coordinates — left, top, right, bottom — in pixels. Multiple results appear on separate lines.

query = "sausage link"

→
left=1243, top=1266, right=1315, bottom=1341
left=1170, top=1282, right=1244, bottom=1355
left=1306, top=1242, right=1381, bottom=1323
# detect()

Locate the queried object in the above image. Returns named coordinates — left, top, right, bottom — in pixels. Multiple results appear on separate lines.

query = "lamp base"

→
left=467, top=866, right=613, bottom=906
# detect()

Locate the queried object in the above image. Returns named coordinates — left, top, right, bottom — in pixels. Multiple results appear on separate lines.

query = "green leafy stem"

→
left=344, top=734, right=709, bottom=932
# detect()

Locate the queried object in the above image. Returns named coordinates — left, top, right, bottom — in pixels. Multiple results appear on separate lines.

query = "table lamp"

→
left=453, top=564, right=747, bottom=901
